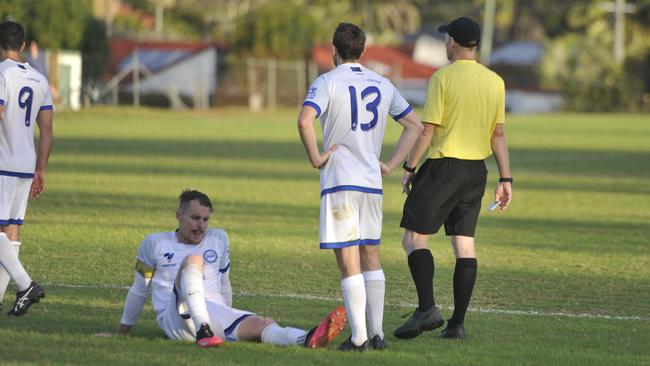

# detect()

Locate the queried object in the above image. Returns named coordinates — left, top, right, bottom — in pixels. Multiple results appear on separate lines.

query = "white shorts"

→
left=158, top=290, right=253, bottom=342
left=319, top=190, right=382, bottom=249
left=0, top=175, right=32, bottom=226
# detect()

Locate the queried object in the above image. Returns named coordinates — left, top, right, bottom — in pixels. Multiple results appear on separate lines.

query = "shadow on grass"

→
left=52, top=137, right=650, bottom=189
left=382, top=211, right=649, bottom=255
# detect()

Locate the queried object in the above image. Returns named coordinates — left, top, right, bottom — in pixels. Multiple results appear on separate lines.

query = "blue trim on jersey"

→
left=302, top=101, right=321, bottom=117
left=0, top=99, right=5, bottom=105
left=350, top=66, right=362, bottom=72
left=320, top=238, right=381, bottom=249
left=320, top=185, right=383, bottom=197
left=224, top=314, right=253, bottom=337
left=0, top=219, right=24, bottom=226
left=0, top=170, right=34, bottom=178
left=392, top=105, right=413, bottom=121
left=40, top=105, right=53, bottom=111
left=219, top=262, right=230, bottom=273
left=17, top=64, right=26, bottom=70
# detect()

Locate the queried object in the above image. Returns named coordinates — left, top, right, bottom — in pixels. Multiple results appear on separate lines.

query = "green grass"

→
left=1, top=107, right=649, bottom=365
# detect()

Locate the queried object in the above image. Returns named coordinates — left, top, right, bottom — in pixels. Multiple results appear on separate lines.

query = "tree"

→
left=541, top=2, right=650, bottom=111
left=0, top=0, right=91, bottom=49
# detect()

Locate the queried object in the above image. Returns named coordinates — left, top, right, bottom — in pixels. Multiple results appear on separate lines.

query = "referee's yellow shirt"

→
left=421, top=59, right=505, bottom=160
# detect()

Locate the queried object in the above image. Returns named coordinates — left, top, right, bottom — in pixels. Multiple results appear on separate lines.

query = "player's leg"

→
left=0, top=226, right=20, bottom=305
left=359, top=192, right=386, bottom=349
left=0, top=177, right=43, bottom=315
left=176, top=254, right=224, bottom=347
left=241, top=316, right=313, bottom=346
left=232, top=308, right=346, bottom=348
left=334, top=246, right=368, bottom=350
left=0, top=230, right=30, bottom=290
left=320, top=191, right=368, bottom=350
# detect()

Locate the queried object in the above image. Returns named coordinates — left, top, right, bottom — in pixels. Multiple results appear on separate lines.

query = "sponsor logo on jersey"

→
left=203, top=249, right=218, bottom=263
left=163, top=252, right=175, bottom=262
left=306, top=87, right=317, bottom=99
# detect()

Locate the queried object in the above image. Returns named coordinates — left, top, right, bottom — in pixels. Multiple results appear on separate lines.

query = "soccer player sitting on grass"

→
left=101, top=190, right=347, bottom=348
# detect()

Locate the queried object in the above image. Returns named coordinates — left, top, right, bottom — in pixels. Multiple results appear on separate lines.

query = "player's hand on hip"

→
left=401, top=171, right=415, bottom=195
left=29, top=171, right=45, bottom=199
left=494, top=182, right=512, bottom=211
left=380, top=162, right=390, bottom=177
left=313, top=145, right=337, bottom=169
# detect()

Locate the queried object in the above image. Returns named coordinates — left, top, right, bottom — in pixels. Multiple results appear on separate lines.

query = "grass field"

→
left=0, top=107, right=649, bottom=365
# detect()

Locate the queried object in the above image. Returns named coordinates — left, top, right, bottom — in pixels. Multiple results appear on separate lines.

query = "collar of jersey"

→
left=454, top=59, right=477, bottom=64
left=337, top=62, right=363, bottom=69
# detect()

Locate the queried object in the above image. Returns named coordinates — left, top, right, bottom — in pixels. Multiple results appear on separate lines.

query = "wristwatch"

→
left=402, top=161, right=416, bottom=173
left=499, top=177, right=513, bottom=184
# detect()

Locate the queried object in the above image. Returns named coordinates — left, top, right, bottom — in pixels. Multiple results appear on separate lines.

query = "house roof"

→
left=312, top=44, right=436, bottom=79
left=490, top=41, right=544, bottom=66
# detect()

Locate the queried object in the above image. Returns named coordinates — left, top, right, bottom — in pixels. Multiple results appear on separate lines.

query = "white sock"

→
left=180, top=264, right=212, bottom=333
left=341, top=274, right=367, bottom=346
left=363, top=269, right=385, bottom=339
left=260, top=323, right=308, bottom=346
left=0, top=234, right=31, bottom=291
left=0, top=241, right=20, bottom=302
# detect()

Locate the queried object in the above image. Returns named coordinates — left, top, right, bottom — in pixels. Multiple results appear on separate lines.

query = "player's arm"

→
left=30, top=109, right=53, bottom=198
left=297, top=105, right=336, bottom=169
left=0, top=73, right=5, bottom=123
left=116, top=260, right=154, bottom=335
left=381, top=110, right=423, bottom=175
left=491, top=123, right=512, bottom=211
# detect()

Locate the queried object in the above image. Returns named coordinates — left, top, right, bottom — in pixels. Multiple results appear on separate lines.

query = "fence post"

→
left=297, top=60, right=306, bottom=105
left=133, top=48, right=140, bottom=108
left=267, top=58, right=277, bottom=110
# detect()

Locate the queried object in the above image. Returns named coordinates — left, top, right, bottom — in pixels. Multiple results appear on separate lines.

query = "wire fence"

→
left=82, top=54, right=320, bottom=110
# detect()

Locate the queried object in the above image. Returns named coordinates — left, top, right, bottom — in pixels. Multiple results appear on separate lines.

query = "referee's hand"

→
left=495, top=182, right=512, bottom=211
left=401, top=171, right=415, bottom=195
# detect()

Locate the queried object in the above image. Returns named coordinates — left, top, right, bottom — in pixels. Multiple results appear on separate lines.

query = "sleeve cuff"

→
left=392, top=105, right=413, bottom=121
left=302, top=101, right=322, bottom=117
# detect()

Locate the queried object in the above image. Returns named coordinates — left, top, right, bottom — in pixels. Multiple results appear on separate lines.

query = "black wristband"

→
left=499, top=177, right=513, bottom=184
left=402, top=161, right=416, bottom=173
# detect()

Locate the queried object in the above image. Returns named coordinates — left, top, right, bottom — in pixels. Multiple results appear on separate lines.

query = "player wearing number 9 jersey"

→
left=0, top=21, right=53, bottom=315
left=298, top=23, right=423, bottom=351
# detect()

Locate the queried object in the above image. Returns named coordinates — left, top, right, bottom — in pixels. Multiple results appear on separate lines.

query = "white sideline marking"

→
left=46, top=282, right=648, bottom=322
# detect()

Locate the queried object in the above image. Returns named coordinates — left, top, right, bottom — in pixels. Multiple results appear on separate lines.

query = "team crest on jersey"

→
left=203, top=250, right=218, bottom=263
left=163, top=252, right=174, bottom=263
left=306, top=87, right=317, bottom=99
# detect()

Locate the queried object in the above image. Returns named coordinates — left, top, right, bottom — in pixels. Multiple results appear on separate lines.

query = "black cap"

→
left=438, top=17, right=481, bottom=48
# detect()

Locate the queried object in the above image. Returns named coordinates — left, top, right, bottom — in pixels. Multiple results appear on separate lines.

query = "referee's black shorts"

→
left=400, top=158, right=487, bottom=237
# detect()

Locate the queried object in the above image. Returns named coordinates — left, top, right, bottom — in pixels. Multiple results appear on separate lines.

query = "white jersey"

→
left=0, top=59, right=53, bottom=177
left=303, top=62, right=412, bottom=196
left=136, top=229, right=231, bottom=316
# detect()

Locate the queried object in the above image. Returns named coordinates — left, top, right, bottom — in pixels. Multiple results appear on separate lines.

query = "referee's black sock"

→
left=449, top=258, right=477, bottom=326
left=407, top=249, right=435, bottom=312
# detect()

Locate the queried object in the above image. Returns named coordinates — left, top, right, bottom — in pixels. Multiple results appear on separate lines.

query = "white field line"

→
left=46, top=282, right=649, bottom=322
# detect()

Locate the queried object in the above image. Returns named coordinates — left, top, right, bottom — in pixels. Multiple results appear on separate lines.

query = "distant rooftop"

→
left=490, top=41, right=544, bottom=66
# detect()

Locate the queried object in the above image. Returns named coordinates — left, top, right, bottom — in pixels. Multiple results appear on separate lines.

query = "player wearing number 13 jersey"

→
left=298, top=23, right=423, bottom=350
left=0, top=21, right=53, bottom=315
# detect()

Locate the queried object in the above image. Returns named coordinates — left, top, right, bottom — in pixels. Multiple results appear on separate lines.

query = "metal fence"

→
left=84, top=54, right=319, bottom=110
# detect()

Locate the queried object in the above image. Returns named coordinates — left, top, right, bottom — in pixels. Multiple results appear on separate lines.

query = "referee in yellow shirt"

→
left=393, top=17, right=512, bottom=340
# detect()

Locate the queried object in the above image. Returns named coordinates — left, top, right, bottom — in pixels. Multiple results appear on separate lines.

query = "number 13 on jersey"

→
left=349, top=86, right=381, bottom=132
